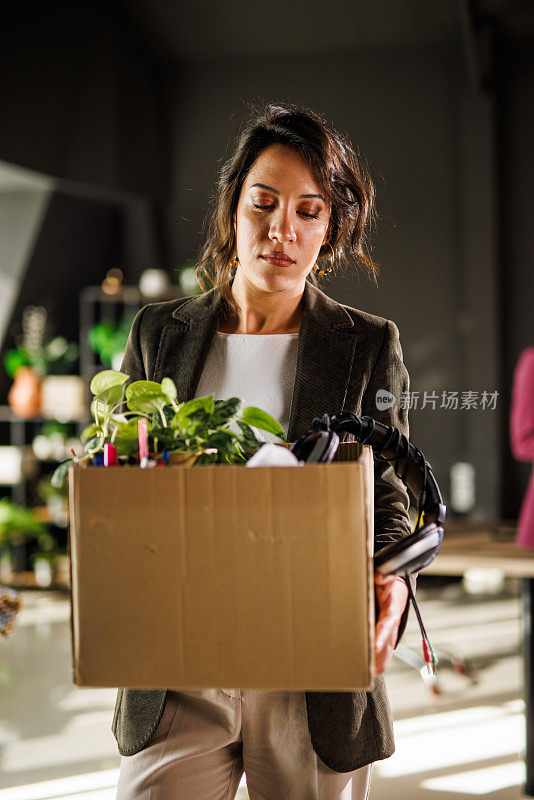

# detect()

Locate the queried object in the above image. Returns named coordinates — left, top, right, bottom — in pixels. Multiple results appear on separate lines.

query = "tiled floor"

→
left=0, top=577, right=527, bottom=799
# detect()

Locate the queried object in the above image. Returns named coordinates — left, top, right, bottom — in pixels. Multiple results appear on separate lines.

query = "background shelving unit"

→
left=0, top=406, right=86, bottom=505
left=0, top=407, right=85, bottom=590
left=0, top=284, right=185, bottom=591
left=79, top=285, right=184, bottom=391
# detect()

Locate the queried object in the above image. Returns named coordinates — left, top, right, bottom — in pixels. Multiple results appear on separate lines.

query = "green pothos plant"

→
left=51, top=370, right=285, bottom=488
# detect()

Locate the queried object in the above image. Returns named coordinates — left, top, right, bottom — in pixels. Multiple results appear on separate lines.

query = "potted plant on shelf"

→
left=4, top=306, right=79, bottom=419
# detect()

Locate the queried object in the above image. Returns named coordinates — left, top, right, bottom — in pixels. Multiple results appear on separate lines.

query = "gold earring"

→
left=231, top=255, right=239, bottom=268
left=313, top=242, right=335, bottom=276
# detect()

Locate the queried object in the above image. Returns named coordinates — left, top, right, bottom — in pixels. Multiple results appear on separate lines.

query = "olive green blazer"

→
left=111, top=279, right=412, bottom=773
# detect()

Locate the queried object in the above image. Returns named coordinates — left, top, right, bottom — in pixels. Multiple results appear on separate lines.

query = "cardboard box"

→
left=68, top=442, right=375, bottom=691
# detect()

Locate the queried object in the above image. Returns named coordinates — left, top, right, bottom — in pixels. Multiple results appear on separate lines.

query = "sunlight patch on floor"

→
left=421, top=761, right=525, bottom=795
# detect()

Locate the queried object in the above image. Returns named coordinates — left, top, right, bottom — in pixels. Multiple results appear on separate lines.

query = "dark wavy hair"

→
left=196, top=101, right=379, bottom=318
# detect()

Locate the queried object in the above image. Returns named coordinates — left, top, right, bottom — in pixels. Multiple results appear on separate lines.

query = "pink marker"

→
left=138, top=418, right=149, bottom=464
left=104, top=443, right=117, bottom=467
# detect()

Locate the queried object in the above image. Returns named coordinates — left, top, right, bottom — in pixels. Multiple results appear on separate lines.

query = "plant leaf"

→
left=240, top=407, right=285, bottom=439
left=51, top=459, right=73, bottom=489
left=110, top=412, right=129, bottom=424
left=84, top=435, right=104, bottom=454
left=81, top=422, right=101, bottom=443
left=233, top=441, right=248, bottom=461
left=4, top=348, right=30, bottom=378
left=194, top=451, right=219, bottom=465
left=210, top=397, right=241, bottom=426
left=91, top=397, right=107, bottom=418
left=111, top=418, right=142, bottom=455
left=113, top=419, right=140, bottom=441
left=236, top=420, right=261, bottom=444
left=161, top=377, right=177, bottom=401
left=126, top=380, right=168, bottom=415
left=90, top=370, right=129, bottom=405
left=161, top=405, right=175, bottom=427
left=204, top=429, right=238, bottom=454
left=172, top=396, right=215, bottom=434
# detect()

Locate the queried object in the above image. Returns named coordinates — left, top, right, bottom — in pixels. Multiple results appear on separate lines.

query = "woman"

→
left=114, top=103, right=412, bottom=800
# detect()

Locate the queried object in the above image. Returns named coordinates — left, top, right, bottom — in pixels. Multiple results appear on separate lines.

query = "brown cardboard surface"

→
left=68, top=443, right=375, bottom=690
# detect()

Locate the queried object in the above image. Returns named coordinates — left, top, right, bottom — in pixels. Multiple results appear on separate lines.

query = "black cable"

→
left=403, top=573, right=429, bottom=643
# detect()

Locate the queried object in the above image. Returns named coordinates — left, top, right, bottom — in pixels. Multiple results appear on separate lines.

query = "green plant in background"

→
left=0, top=499, right=50, bottom=554
left=37, top=474, right=68, bottom=527
left=40, top=420, right=71, bottom=438
left=4, top=305, right=78, bottom=378
left=51, top=370, right=286, bottom=487
left=88, top=313, right=136, bottom=368
left=37, top=475, right=67, bottom=503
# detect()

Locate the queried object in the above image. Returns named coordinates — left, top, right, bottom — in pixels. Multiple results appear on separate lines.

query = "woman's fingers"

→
left=373, top=574, right=409, bottom=675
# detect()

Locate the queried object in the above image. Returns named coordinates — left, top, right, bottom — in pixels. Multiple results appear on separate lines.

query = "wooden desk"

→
left=425, top=529, right=534, bottom=577
left=425, top=526, right=534, bottom=795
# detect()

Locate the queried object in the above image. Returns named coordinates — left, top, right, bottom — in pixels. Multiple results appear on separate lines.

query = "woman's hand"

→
left=373, top=573, right=409, bottom=675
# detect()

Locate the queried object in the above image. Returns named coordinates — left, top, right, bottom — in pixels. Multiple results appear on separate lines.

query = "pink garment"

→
left=510, top=347, right=534, bottom=548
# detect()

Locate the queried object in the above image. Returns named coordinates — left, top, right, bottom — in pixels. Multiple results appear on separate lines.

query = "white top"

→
left=194, top=331, right=299, bottom=444
left=194, top=331, right=299, bottom=697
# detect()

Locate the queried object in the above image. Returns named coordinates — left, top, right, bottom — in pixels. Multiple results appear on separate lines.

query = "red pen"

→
left=138, top=418, right=149, bottom=467
left=104, top=443, right=117, bottom=467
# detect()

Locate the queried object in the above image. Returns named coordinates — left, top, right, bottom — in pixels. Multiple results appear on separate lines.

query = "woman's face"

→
left=233, top=143, right=330, bottom=294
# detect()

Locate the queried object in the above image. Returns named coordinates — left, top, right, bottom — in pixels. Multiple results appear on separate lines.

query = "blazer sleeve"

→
left=361, top=319, right=414, bottom=645
left=119, top=306, right=149, bottom=382
left=361, top=320, right=411, bottom=548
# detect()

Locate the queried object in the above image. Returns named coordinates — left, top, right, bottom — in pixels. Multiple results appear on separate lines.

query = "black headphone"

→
left=290, top=411, right=446, bottom=671
left=289, top=412, right=446, bottom=577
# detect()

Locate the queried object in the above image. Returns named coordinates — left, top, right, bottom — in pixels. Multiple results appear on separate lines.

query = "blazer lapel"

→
left=153, top=281, right=358, bottom=442
left=152, top=288, right=223, bottom=401
left=286, top=282, right=357, bottom=442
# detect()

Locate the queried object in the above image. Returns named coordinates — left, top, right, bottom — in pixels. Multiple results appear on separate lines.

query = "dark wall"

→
left=0, top=192, right=121, bottom=400
left=499, top=38, right=534, bottom=519
left=165, top=44, right=501, bottom=518
left=0, top=1, right=168, bottom=201
left=0, top=1, right=171, bottom=401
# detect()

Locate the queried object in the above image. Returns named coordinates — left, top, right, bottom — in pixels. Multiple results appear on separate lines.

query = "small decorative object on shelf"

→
left=101, top=268, right=124, bottom=296
left=51, top=369, right=286, bottom=487
left=7, top=366, right=41, bottom=419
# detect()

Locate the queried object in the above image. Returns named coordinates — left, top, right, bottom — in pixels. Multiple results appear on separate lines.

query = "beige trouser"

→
left=115, top=688, right=372, bottom=800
